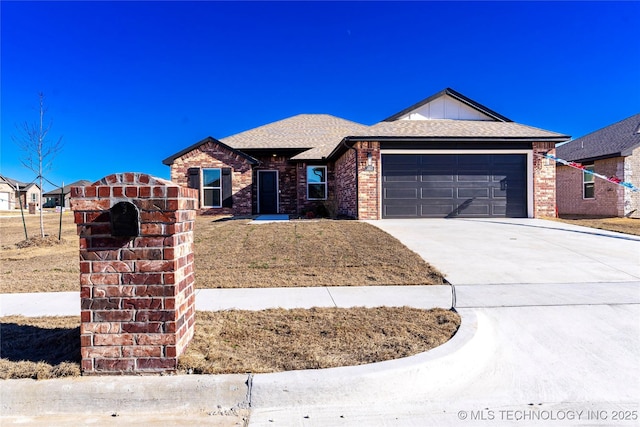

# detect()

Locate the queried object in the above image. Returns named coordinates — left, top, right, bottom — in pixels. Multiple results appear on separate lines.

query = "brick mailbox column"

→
left=71, top=173, right=197, bottom=375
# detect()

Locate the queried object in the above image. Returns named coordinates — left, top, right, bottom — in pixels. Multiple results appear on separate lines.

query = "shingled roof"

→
left=0, top=175, right=39, bottom=191
left=42, top=180, right=92, bottom=196
left=220, top=114, right=369, bottom=160
left=556, top=114, right=640, bottom=162
left=353, top=119, right=568, bottom=141
left=163, top=89, right=571, bottom=163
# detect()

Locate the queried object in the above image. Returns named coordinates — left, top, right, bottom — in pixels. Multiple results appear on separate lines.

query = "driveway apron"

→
left=248, top=221, right=640, bottom=426
left=288, top=218, right=640, bottom=427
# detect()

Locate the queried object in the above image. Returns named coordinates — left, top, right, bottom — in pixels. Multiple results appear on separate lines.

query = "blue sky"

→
left=2, top=1, right=639, bottom=190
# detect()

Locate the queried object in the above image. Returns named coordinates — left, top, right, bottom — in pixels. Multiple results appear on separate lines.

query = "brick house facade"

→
left=556, top=114, right=640, bottom=218
left=163, top=89, right=569, bottom=219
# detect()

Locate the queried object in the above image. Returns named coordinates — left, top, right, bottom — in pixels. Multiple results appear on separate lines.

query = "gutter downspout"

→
left=340, top=138, right=359, bottom=219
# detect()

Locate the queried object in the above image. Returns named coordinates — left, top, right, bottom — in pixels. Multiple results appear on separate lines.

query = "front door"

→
left=258, top=170, right=278, bottom=214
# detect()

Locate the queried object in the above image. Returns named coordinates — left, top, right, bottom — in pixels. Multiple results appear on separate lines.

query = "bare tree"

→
left=12, top=92, right=63, bottom=238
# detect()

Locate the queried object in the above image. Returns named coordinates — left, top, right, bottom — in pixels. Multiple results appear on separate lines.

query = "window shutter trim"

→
left=222, top=168, right=233, bottom=208
left=187, top=168, right=200, bottom=189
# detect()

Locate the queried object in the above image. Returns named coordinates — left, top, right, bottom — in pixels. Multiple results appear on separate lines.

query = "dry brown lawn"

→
left=0, top=214, right=444, bottom=293
left=549, top=216, right=640, bottom=236
left=1, top=213, right=456, bottom=379
left=195, top=217, right=444, bottom=288
left=0, top=315, right=81, bottom=379
left=1, top=308, right=460, bottom=379
left=0, top=211, right=78, bottom=293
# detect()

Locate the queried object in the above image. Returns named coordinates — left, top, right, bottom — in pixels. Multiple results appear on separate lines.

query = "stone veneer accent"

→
left=70, top=173, right=197, bottom=375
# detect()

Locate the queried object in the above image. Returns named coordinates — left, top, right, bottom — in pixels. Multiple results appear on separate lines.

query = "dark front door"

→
left=382, top=154, right=527, bottom=218
left=258, top=170, right=278, bottom=214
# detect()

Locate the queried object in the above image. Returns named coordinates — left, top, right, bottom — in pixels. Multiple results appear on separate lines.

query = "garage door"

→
left=0, top=192, right=9, bottom=210
left=382, top=154, right=527, bottom=218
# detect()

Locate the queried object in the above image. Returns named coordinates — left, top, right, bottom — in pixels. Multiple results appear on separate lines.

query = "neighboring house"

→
left=163, top=88, right=570, bottom=219
left=43, top=180, right=92, bottom=208
left=0, top=175, right=40, bottom=210
left=556, top=114, right=640, bottom=218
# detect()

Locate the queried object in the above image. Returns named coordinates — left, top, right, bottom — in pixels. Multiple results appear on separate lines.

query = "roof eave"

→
left=621, top=141, right=640, bottom=157
left=344, top=135, right=571, bottom=143
left=382, top=88, right=512, bottom=123
left=326, top=135, right=570, bottom=161
left=560, top=153, right=623, bottom=164
left=162, top=136, right=259, bottom=166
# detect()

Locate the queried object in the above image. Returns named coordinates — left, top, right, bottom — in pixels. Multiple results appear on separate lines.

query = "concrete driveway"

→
left=369, top=218, right=640, bottom=285
left=248, top=219, right=640, bottom=425
left=370, top=218, right=640, bottom=310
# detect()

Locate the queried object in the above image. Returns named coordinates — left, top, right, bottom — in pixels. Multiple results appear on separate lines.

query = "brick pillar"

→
left=70, top=173, right=197, bottom=375
left=356, top=141, right=381, bottom=220
left=533, top=142, right=557, bottom=218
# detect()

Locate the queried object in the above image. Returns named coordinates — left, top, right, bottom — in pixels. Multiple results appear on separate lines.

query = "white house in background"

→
left=0, top=175, right=41, bottom=210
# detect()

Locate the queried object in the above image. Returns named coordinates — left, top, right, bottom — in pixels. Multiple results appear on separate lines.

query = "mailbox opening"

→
left=110, top=201, right=140, bottom=237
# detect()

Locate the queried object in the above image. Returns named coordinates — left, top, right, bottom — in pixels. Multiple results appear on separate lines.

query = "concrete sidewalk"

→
left=2, top=281, right=639, bottom=317
left=0, top=286, right=454, bottom=318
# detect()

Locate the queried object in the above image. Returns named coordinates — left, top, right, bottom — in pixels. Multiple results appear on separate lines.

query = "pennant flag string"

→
left=539, top=153, right=639, bottom=192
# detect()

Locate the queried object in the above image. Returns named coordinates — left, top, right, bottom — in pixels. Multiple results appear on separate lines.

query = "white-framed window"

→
left=583, top=164, right=595, bottom=199
left=202, top=168, right=222, bottom=207
left=307, top=165, right=327, bottom=200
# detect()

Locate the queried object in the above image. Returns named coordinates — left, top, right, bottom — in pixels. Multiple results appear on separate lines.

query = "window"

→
left=307, top=166, right=327, bottom=200
left=583, top=164, right=595, bottom=199
left=187, top=167, right=232, bottom=209
left=203, top=168, right=222, bottom=207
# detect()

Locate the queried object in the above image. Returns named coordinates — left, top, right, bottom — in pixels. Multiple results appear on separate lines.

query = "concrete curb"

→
left=0, top=374, right=249, bottom=417
left=0, top=310, right=481, bottom=419
left=250, top=308, right=487, bottom=408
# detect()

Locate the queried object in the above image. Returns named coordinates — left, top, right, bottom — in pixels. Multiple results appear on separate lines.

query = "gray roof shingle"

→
left=357, top=119, right=568, bottom=140
left=217, top=115, right=568, bottom=160
left=42, top=180, right=92, bottom=196
left=220, top=114, right=369, bottom=160
left=556, top=114, right=640, bottom=162
left=0, top=175, right=39, bottom=190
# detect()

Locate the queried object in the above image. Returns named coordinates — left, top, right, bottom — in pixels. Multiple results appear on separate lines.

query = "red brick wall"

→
left=169, top=140, right=253, bottom=216
left=71, top=173, right=197, bottom=375
left=335, top=148, right=357, bottom=218
left=356, top=141, right=380, bottom=220
left=533, top=142, right=557, bottom=218
left=557, top=157, right=625, bottom=217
